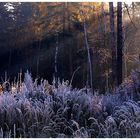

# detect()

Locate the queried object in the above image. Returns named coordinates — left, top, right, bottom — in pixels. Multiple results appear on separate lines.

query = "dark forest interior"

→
left=0, top=2, right=139, bottom=93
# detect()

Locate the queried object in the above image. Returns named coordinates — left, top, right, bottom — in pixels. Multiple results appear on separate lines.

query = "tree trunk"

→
left=54, top=33, right=59, bottom=88
left=83, top=19, right=94, bottom=93
left=67, top=2, right=71, bottom=32
left=8, top=48, right=12, bottom=68
left=67, top=3, right=73, bottom=76
left=36, top=40, right=41, bottom=77
left=101, top=2, right=107, bottom=48
left=117, top=2, right=123, bottom=85
left=63, top=2, right=66, bottom=33
left=109, top=2, right=117, bottom=88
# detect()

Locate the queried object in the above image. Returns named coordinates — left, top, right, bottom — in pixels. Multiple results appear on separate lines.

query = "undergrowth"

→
left=0, top=70, right=139, bottom=138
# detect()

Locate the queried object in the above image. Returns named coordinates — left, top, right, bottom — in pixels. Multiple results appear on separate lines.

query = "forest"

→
left=0, top=2, right=139, bottom=138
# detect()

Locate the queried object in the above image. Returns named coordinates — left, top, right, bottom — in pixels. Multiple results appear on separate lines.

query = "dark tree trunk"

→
left=62, top=2, right=66, bottom=33
left=36, top=40, right=41, bottom=77
left=117, top=2, right=123, bottom=86
left=54, top=33, right=59, bottom=88
left=66, top=3, right=73, bottom=76
left=8, top=48, right=12, bottom=68
left=67, top=3, right=71, bottom=32
left=109, top=2, right=117, bottom=88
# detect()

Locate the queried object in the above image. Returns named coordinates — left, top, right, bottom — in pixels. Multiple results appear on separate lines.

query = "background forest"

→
left=0, top=2, right=139, bottom=93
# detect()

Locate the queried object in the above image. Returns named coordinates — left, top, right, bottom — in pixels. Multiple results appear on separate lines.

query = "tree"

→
left=117, top=2, right=123, bottom=85
left=54, top=31, right=59, bottom=88
left=81, top=10, right=94, bottom=92
left=109, top=2, right=117, bottom=88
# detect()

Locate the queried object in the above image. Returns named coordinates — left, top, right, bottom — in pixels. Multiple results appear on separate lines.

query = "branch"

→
left=70, top=66, right=81, bottom=86
left=124, top=2, right=137, bottom=30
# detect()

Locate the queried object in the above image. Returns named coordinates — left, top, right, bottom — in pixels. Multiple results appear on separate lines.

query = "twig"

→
left=124, top=2, right=137, bottom=29
left=70, top=66, right=81, bottom=86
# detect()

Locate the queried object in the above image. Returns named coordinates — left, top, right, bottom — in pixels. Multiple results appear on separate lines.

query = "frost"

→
left=0, top=70, right=139, bottom=137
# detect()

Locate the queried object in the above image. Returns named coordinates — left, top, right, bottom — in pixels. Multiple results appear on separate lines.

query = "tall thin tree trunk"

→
left=54, top=33, right=59, bottom=88
left=67, top=3, right=71, bottom=32
left=36, top=40, right=41, bottom=77
left=8, top=48, right=12, bottom=68
left=66, top=3, right=73, bottom=76
left=124, top=27, right=127, bottom=78
left=83, top=19, right=94, bottom=93
left=61, top=3, right=66, bottom=74
left=62, top=2, right=67, bottom=33
left=69, top=40, right=73, bottom=76
left=124, top=47, right=128, bottom=78
left=117, top=2, right=123, bottom=85
left=102, top=2, right=107, bottom=48
left=109, top=2, right=117, bottom=88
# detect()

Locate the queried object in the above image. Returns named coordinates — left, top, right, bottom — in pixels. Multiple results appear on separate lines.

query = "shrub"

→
left=0, top=70, right=139, bottom=138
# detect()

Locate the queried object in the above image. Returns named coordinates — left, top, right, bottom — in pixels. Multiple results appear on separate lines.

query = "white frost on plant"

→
left=24, top=70, right=33, bottom=92
left=0, top=70, right=139, bottom=138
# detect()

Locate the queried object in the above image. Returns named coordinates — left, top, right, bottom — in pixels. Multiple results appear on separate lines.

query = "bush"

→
left=0, top=70, right=139, bottom=138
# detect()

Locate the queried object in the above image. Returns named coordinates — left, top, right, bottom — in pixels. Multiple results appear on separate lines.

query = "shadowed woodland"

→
left=0, top=2, right=139, bottom=92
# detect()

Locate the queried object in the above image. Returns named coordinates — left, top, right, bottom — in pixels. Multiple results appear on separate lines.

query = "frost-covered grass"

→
left=0, top=70, right=139, bottom=138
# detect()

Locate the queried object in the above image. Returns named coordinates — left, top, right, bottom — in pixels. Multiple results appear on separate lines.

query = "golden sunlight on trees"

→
left=24, top=2, right=104, bottom=41
left=0, top=2, right=139, bottom=92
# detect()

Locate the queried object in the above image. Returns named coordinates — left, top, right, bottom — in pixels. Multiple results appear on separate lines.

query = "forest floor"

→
left=0, top=69, right=139, bottom=138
